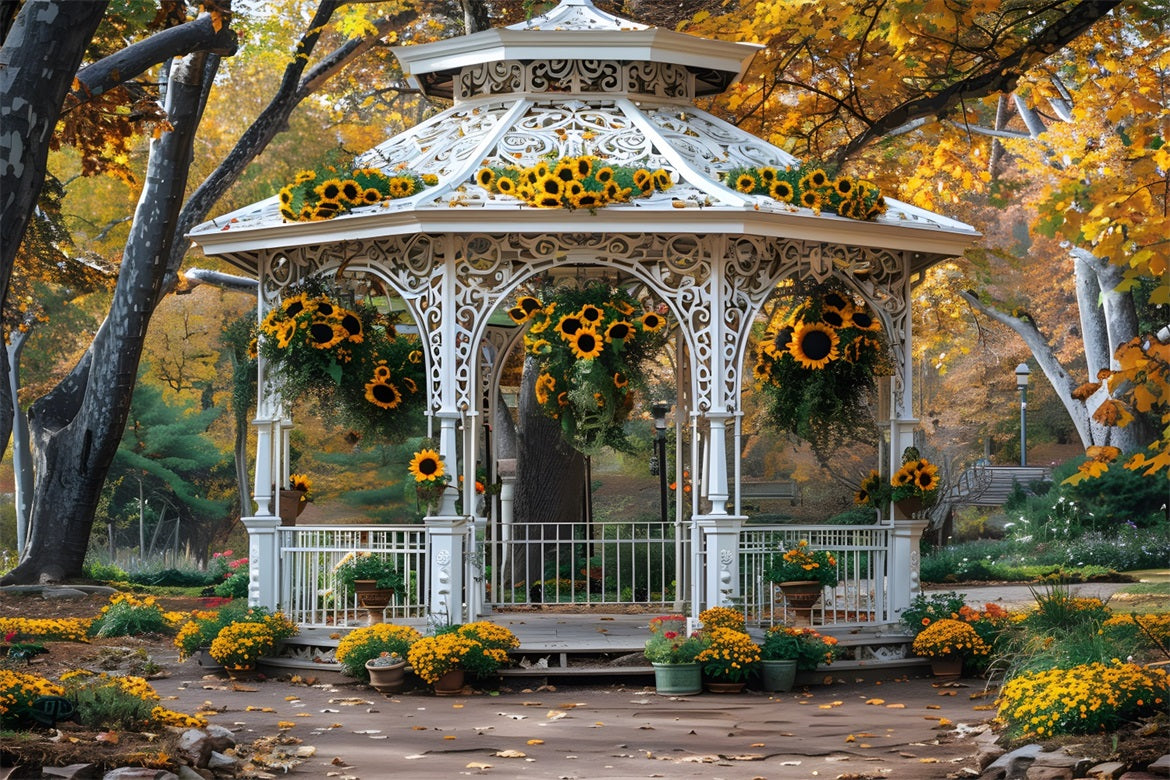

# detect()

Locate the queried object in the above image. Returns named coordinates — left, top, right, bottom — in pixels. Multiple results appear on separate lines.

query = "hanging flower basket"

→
left=508, top=281, right=669, bottom=455
left=752, top=283, right=891, bottom=453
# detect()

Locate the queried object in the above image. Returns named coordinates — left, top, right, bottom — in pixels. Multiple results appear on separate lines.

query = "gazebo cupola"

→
left=190, top=0, right=977, bottom=624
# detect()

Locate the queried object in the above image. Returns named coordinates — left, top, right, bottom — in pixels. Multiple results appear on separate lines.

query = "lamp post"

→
left=651, top=402, right=670, bottom=526
left=1015, top=362, right=1030, bottom=467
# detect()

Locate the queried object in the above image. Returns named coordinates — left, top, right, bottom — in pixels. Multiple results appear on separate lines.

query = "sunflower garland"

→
left=752, top=284, right=891, bottom=453
left=723, top=163, right=887, bottom=220
left=257, top=276, right=425, bottom=440
left=475, top=155, right=673, bottom=210
left=511, top=282, right=669, bottom=455
left=278, top=164, right=437, bottom=222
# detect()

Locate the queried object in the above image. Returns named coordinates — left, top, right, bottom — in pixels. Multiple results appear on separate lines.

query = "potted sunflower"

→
left=278, top=473, right=312, bottom=525
left=409, top=446, right=449, bottom=511
left=889, top=449, right=941, bottom=516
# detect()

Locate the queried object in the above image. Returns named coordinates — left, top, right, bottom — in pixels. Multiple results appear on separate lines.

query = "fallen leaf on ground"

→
left=865, top=698, right=884, bottom=705
left=546, top=710, right=567, bottom=720
left=494, top=750, right=526, bottom=758
left=466, top=762, right=492, bottom=769
left=885, top=703, right=906, bottom=709
left=527, top=739, right=544, bottom=745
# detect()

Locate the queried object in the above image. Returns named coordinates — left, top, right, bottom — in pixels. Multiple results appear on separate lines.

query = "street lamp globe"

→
left=1015, top=362, right=1030, bottom=389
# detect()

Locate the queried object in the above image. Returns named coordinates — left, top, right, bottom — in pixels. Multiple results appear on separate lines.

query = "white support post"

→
left=244, top=515, right=280, bottom=611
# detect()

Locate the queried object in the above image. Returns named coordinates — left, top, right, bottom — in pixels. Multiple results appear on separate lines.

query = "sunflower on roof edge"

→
left=475, top=155, right=672, bottom=210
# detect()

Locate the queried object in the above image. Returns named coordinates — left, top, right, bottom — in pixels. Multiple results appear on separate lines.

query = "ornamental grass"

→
left=89, top=592, right=182, bottom=638
left=996, top=662, right=1169, bottom=739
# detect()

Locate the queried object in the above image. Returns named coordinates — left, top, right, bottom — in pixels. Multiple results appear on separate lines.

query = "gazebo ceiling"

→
left=189, top=0, right=977, bottom=275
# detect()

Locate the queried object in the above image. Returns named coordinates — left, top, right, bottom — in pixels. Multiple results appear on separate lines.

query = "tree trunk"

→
left=0, top=1, right=108, bottom=314
left=3, top=50, right=210, bottom=585
left=508, top=357, right=585, bottom=599
left=1073, top=250, right=1110, bottom=380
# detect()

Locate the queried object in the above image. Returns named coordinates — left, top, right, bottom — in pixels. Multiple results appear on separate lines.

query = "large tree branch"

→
left=68, top=14, right=238, bottom=107
left=832, top=0, right=1122, bottom=165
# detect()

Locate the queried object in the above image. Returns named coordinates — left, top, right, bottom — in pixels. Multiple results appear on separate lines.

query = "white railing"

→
left=483, top=518, right=688, bottom=608
left=738, top=525, right=891, bottom=627
left=277, top=525, right=428, bottom=627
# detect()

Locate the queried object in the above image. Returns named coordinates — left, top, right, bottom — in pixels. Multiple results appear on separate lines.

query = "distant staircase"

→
left=946, top=465, right=1052, bottom=507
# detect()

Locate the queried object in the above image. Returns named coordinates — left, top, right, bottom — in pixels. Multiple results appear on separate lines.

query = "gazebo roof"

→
left=189, top=0, right=977, bottom=275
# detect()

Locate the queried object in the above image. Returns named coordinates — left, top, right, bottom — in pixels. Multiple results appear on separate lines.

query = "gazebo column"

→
left=693, top=412, right=742, bottom=610
left=425, top=413, right=468, bottom=626
left=887, top=266, right=923, bottom=619
left=245, top=351, right=282, bottom=610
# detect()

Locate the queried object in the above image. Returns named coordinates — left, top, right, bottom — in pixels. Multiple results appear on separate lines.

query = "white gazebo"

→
left=190, top=0, right=977, bottom=630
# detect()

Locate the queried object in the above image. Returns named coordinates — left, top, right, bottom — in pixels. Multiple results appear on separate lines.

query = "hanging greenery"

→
left=278, top=165, right=437, bottom=222
left=257, top=276, right=426, bottom=441
left=475, top=155, right=672, bottom=210
left=723, top=163, right=887, bottom=221
left=509, top=281, right=669, bottom=455
left=752, top=283, right=891, bottom=452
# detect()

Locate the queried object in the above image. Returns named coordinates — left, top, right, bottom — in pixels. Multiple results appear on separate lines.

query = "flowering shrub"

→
left=475, top=155, right=672, bottom=210
left=0, top=617, right=91, bottom=643
left=696, top=627, right=761, bottom=682
left=89, top=593, right=181, bottom=638
left=335, top=623, right=421, bottom=682
left=508, top=282, right=668, bottom=454
left=723, top=163, right=886, bottom=221
left=175, top=604, right=293, bottom=661
left=406, top=623, right=519, bottom=684
left=912, top=618, right=991, bottom=660
left=1103, top=613, right=1170, bottom=650
left=760, top=626, right=839, bottom=671
left=698, top=606, right=745, bottom=632
left=899, top=591, right=967, bottom=635
left=209, top=621, right=276, bottom=669
left=997, top=662, right=1169, bottom=738
left=407, top=632, right=480, bottom=684
left=764, top=540, right=839, bottom=588
left=278, top=164, right=436, bottom=222
left=648, top=614, right=687, bottom=636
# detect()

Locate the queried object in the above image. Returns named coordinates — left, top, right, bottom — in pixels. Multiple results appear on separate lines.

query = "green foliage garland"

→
left=752, top=283, right=891, bottom=452
left=723, top=163, right=887, bottom=220
left=509, top=281, right=669, bottom=455
left=258, top=276, right=426, bottom=441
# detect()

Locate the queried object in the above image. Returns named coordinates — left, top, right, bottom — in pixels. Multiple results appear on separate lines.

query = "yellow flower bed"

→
left=997, top=662, right=1169, bottom=738
left=407, top=632, right=480, bottom=684
left=1103, top=612, right=1170, bottom=645
left=0, top=617, right=91, bottom=642
left=0, top=669, right=65, bottom=724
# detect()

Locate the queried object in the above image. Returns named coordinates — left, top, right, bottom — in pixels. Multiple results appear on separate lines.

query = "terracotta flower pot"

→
left=354, top=582, right=395, bottom=624
left=432, top=668, right=466, bottom=696
left=930, top=657, right=963, bottom=680
left=366, top=658, right=407, bottom=694
left=703, top=679, right=745, bottom=694
left=778, top=580, right=823, bottom=614
left=278, top=489, right=307, bottom=525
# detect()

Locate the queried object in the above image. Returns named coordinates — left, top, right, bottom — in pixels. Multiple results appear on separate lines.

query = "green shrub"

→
left=127, top=568, right=218, bottom=588
left=334, top=623, right=421, bottom=682
left=898, top=591, right=966, bottom=635
left=72, top=680, right=157, bottom=730
left=82, top=560, right=128, bottom=582
left=214, top=567, right=249, bottom=599
left=89, top=593, right=174, bottom=637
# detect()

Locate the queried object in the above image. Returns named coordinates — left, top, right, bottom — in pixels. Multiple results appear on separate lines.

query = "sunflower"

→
left=362, top=187, right=382, bottom=204
left=538, top=174, right=566, bottom=196
left=373, top=364, right=392, bottom=381
left=308, top=319, right=346, bottom=350
left=408, top=349, right=423, bottom=364
left=401, top=377, right=418, bottom=393
left=613, top=299, right=635, bottom=316
left=834, top=177, right=854, bottom=196
left=913, top=461, right=939, bottom=492
left=788, top=322, right=839, bottom=369
left=294, top=170, right=315, bottom=184
left=312, top=203, right=339, bottom=220
left=735, top=172, right=757, bottom=193
left=568, top=329, right=604, bottom=360
left=279, top=188, right=293, bottom=205
left=807, top=168, right=829, bottom=188
left=496, top=176, right=516, bottom=195
left=613, top=371, right=628, bottom=388
left=759, top=167, right=777, bottom=183
left=311, top=298, right=335, bottom=317
left=339, top=179, right=362, bottom=203
left=578, top=304, right=604, bottom=325
left=845, top=308, right=880, bottom=331
left=575, top=191, right=602, bottom=208
left=821, top=308, right=846, bottom=328
left=408, top=449, right=445, bottom=483
left=772, top=325, right=794, bottom=353
left=553, top=160, right=577, bottom=183
left=557, top=315, right=584, bottom=338
left=535, top=372, right=557, bottom=405
left=752, top=359, right=771, bottom=380
left=557, top=392, right=569, bottom=406
left=364, top=378, right=402, bottom=409
left=652, top=169, right=671, bottom=190
left=800, top=190, right=822, bottom=210
left=339, top=311, right=363, bottom=341
left=315, top=179, right=343, bottom=201
left=274, top=320, right=297, bottom=350
left=605, top=320, right=633, bottom=341
left=769, top=180, right=794, bottom=202
left=527, top=338, right=551, bottom=355
left=595, top=166, right=614, bottom=183
left=476, top=168, right=496, bottom=188
left=633, top=169, right=652, bottom=192
left=640, top=311, right=665, bottom=332
left=535, top=192, right=562, bottom=208
left=388, top=177, right=416, bottom=198
left=508, top=306, right=529, bottom=324
left=564, top=180, right=584, bottom=200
